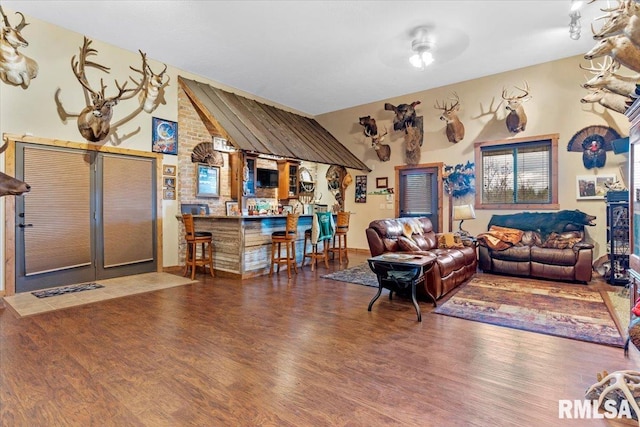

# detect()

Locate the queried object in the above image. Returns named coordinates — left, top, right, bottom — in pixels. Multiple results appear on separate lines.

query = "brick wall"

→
left=177, top=87, right=231, bottom=215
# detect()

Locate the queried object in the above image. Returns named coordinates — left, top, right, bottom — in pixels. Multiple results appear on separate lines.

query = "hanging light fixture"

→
left=569, top=0, right=583, bottom=40
left=409, top=39, right=434, bottom=70
left=409, top=27, right=435, bottom=70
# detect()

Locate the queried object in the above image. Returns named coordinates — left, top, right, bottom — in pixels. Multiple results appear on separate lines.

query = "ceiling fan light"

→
left=420, top=51, right=434, bottom=66
left=410, top=34, right=434, bottom=70
left=409, top=53, right=423, bottom=68
left=570, top=0, right=583, bottom=12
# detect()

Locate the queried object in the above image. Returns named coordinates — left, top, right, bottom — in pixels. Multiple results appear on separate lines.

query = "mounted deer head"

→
left=0, top=6, right=38, bottom=88
left=139, top=62, right=169, bottom=113
left=585, top=34, right=640, bottom=72
left=580, top=88, right=633, bottom=114
left=581, top=58, right=638, bottom=97
left=358, top=116, right=390, bottom=162
left=71, top=37, right=148, bottom=142
left=0, top=139, right=30, bottom=196
left=435, top=92, right=465, bottom=143
left=502, top=82, right=531, bottom=133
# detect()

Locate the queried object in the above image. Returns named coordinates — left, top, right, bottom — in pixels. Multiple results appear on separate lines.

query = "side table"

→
left=367, top=253, right=437, bottom=322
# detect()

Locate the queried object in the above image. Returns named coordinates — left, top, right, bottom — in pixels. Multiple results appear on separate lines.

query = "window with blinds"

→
left=401, top=172, right=433, bottom=215
left=475, top=134, right=559, bottom=209
left=397, top=165, right=440, bottom=231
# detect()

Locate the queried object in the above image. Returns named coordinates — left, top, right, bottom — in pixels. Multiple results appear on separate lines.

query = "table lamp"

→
left=453, top=204, right=476, bottom=237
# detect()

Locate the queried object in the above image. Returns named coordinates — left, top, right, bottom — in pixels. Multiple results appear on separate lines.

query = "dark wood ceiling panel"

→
left=179, top=77, right=370, bottom=172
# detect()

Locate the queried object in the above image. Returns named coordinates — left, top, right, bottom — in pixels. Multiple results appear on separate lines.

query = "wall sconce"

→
left=453, top=204, right=476, bottom=236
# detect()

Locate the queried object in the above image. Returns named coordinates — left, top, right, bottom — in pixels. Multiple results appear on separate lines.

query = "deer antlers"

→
left=434, top=92, right=460, bottom=113
left=501, top=81, right=531, bottom=102
left=0, top=6, right=27, bottom=33
left=71, top=37, right=146, bottom=105
left=71, top=37, right=151, bottom=142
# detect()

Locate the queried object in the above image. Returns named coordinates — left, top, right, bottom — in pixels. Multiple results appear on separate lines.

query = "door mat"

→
left=31, top=283, right=105, bottom=298
left=434, top=275, right=624, bottom=348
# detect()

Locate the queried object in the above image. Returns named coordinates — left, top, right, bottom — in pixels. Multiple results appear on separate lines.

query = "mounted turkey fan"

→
left=567, top=125, right=621, bottom=169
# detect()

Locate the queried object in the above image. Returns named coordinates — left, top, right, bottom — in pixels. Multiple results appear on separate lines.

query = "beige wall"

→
left=0, top=9, right=315, bottom=292
left=316, top=55, right=631, bottom=255
left=0, top=8, right=631, bottom=292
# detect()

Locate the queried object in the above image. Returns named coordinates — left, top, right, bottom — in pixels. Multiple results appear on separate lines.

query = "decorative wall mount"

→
left=191, top=141, right=224, bottom=166
left=567, top=125, right=621, bottom=170
left=59, top=36, right=168, bottom=144
left=384, top=100, right=423, bottom=165
left=0, top=6, right=38, bottom=88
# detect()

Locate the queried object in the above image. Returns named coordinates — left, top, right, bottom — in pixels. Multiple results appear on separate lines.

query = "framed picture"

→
left=163, top=177, right=176, bottom=188
left=226, top=201, right=240, bottom=216
left=163, top=164, right=176, bottom=176
left=163, top=188, right=175, bottom=200
left=355, top=175, right=367, bottom=203
left=376, top=177, right=388, bottom=189
left=196, top=163, right=220, bottom=198
left=576, top=175, right=616, bottom=200
left=152, top=117, right=178, bottom=155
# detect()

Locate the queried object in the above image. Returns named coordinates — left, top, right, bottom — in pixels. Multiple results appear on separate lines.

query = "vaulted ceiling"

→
left=4, top=1, right=608, bottom=115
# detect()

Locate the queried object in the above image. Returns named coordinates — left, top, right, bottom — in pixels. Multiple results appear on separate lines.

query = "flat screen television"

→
left=257, top=168, right=279, bottom=188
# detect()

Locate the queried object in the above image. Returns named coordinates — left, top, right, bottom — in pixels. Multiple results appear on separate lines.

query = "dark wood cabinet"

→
left=277, top=160, right=299, bottom=200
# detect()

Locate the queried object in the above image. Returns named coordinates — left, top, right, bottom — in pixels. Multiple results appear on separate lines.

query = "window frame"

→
left=474, top=133, right=559, bottom=211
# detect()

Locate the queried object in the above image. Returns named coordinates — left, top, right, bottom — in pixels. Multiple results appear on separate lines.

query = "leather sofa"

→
left=365, top=217, right=477, bottom=302
left=477, top=211, right=595, bottom=283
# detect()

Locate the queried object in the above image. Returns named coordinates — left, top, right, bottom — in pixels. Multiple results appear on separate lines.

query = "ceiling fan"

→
left=377, top=24, right=470, bottom=70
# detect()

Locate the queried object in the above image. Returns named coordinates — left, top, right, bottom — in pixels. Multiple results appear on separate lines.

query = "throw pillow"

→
left=543, top=231, right=583, bottom=249
left=438, top=233, right=464, bottom=249
left=397, top=235, right=421, bottom=252
left=520, top=231, right=543, bottom=247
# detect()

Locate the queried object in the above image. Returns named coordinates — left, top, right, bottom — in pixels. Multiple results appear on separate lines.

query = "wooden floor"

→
left=1, top=253, right=639, bottom=426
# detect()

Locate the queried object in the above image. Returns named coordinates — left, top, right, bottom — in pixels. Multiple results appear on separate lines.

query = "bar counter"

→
left=179, top=214, right=316, bottom=279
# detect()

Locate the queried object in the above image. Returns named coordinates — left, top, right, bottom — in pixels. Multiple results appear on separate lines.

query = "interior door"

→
left=15, top=143, right=157, bottom=293
left=15, top=145, right=95, bottom=292
left=96, top=154, right=156, bottom=279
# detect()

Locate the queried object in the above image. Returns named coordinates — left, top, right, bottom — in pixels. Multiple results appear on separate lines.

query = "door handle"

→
left=18, top=223, right=33, bottom=228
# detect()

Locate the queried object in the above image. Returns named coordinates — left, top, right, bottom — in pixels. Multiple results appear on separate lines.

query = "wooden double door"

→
left=14, top=142, right=158, bottom=293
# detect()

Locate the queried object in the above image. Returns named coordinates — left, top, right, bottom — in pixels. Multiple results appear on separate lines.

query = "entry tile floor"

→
left=2, top=272, right=196, bottom=317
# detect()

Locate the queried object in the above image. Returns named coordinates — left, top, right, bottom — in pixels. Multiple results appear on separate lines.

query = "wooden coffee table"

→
left=367, top=253, right=436, bottom=322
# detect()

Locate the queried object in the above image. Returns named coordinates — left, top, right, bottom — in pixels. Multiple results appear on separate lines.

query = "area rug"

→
left=607, top=288, right=630, bottom=332
left=434, top=275, right=625, bottom=347
left=321, top=263, right=378, bottom=288
left=31, top=283, right=104, bottom=298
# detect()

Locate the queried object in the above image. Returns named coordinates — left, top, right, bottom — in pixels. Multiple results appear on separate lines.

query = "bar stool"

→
left=182, top=213, right=214, bottom=280
left=329, top=211, right=350, bottom=265
left=270, top=213, right=299, bottom=278
left=303, top=211, right=334, bottom=271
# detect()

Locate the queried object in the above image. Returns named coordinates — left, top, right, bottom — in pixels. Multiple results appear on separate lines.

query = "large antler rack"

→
left=71, top=37, right=147, bottom=103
